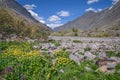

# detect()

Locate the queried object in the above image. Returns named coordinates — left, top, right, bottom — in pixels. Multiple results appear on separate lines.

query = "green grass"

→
left=49, top=39, right=61, bottom=47
left=106, top=51, right=120, bottom=58
left=0, top=7, right=49, bottom=39
left=0, top=41, right=120, bottom=80
left=73, top=40, right=82, bottom=43
left=84, top=47, right=91, bottom=52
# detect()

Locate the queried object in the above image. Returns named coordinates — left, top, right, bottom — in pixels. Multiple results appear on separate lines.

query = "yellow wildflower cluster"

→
left=56, top=57, right=72, bottom=66
left=5, top=47, right=39, bottom=60
left=54, top=50, right=63, bottom=55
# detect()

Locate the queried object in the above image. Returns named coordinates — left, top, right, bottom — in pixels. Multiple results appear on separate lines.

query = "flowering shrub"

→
left=0, top=41, right=120, bottom=80
left=54, top=50, right=70, bottom=58
left=56, top=57, right=72, bottom=67
left=0, top=42, right=50, bottom=80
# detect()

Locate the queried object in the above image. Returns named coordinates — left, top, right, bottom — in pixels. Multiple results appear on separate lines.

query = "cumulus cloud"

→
left=24, top=4, right=36, bottom=10
left=85, top=7, right=103, bottom=12
left=85, top=7, right=97, bottom=12
left=112, top=0, right=119, bottom=5
left=24, top=4, right=45, bottom=23
left=28, top=10, right=45, bottom=23
left=47, top=23, right=63, bottom=29
left=87, top=0, right=99, bottom=4
left=47, top=15, right=61, bottom=22
left=57, top=10, right=70, bottom=17
left=98, top=9, right=103, bottom=12
left=47, top=15, right=62, bottom=29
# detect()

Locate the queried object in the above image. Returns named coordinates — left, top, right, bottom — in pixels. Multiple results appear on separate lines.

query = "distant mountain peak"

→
left=55, top=1, right=120, bottom=31
left=0, top=0, right=51, bottom=39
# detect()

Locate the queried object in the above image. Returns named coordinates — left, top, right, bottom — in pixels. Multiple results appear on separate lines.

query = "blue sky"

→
left=17, top=0, right=119, bottom=29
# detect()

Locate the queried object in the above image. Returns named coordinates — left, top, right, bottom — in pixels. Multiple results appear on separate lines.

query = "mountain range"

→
left=0, top=0, right=51, bottom=39
left=55, top=0, right=120, bottom=33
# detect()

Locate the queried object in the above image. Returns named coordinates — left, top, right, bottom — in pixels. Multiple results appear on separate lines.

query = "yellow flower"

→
left=47, top=73, right=51, bottom=79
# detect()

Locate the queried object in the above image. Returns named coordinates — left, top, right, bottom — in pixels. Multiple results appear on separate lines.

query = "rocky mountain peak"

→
left=54, top=0, right=120, bottom=32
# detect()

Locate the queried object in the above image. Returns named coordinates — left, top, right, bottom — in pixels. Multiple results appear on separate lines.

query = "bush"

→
left=0, top=41, right=120, bottom=80
left=0, top=7, right=49, bottom=39
left=73, top=40, right=82, bottom=43
left=84, top=47, right=91, bottom=52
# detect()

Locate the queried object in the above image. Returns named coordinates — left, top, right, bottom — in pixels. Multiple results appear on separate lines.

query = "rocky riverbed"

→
left=37, top=36, right=120, bottom=53
left=32, top=36, right=120, bottom=73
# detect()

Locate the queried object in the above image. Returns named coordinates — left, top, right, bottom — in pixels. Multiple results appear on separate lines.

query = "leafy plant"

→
left=73, top=40, right=82, bottom=43
left=84, top=47, right=91, bottom=52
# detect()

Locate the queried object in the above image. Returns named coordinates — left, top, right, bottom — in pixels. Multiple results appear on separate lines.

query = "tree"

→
left=72, top=28, right=78, bottom=36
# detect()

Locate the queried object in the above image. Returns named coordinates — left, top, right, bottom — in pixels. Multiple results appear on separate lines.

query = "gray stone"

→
left=107, top=61, right=117, bottom=69
left=69, top=53, right=84, bottom=64
left=84, top=51, right=96, bottom=60
left=98, top=51, right=107, bottom=59
left=108, top=57, right=120, bottom=64
left=96, top=59, right=108, bottom=67
left=96, top=65, right=108, bottom=72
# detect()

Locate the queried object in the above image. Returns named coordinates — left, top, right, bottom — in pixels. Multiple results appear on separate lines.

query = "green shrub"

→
left=84, top=47, right=91, bottom=51
left=0, top=7, right=49, bottom=39
left=73, top=40, right=82, bottom=43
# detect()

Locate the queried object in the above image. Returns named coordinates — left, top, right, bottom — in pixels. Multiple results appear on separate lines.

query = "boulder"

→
left=69, top=53, right=84, bottom=64
left=98, top=51, right=107, bottom=59
left=108, top=57, right=120, bottom=64
left=84, top=51, right=96, bottom=60
left=96, top=65, right=108, bottom=72
left=95, top=59, right=107, bottom=67
left=107, top=61, right=117, bottom=69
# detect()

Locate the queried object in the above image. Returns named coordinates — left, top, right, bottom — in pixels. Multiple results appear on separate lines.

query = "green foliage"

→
left=73, top=40, right=82, bottom=43
left=72, top=28, right=78, bottom=32
left=50, top=40, right=61, bottom=47
left=0, top=41, right=120, bottom=80
left=106, top=51, right=120, bottom=57
left=0, top=7, right=49, bottom=39
left=84, top=47, right=91, bottom=52
left=74, top=32, right=78, bottom=36
left=72, top=28, right=78, bottom=36
left=54, top=50, right=70, bottom=58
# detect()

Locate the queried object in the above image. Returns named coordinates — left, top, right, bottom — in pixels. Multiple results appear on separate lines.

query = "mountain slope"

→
left=55, top=1, right=120, bottom=32
left=0, top=0, right=51, bottom=39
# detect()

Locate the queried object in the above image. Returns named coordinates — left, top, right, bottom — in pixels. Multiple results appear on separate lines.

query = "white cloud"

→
left=48, top=15, right=61, bottom=22
left=24, top=4, right=45, bottom=23
left=87, top=0, right=99, bottom=4
left=47, top=15, right=63, bottom=29
left=85, top=7, right=97, bottom=12
left=47, top=23, right=63, bottom=29
left=57, top=10, right=70, bottom=17
left=24, top=4, right=36, bottom=10
left=85, top=7, right=103, bottom=12
left=98, top=9, right=102, bottom=12
left=28, top=10, right=45, bottom=23
left=112, top=0, right=119, bottom=5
